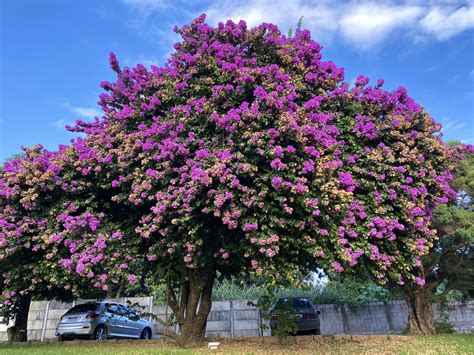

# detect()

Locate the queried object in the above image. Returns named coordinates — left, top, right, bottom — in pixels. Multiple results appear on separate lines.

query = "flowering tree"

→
left=0, top=15, right=460, bottom=346
left=0, top=146, right=138, bottom=340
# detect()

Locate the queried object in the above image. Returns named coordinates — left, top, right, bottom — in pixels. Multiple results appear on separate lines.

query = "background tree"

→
left=400, top=143, right=473, bottom=334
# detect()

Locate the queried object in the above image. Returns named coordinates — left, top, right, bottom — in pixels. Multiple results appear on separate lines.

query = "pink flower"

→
left=415, top=277, right=425, bottom=287
left=127, top=274, right=138, bottom=284
left=243, top=223, right=258, bottom=232
left=332, top=261, right=344, bottom=272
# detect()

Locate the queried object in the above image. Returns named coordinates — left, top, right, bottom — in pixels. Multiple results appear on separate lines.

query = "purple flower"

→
left=267, top=128, right=280, bottom=138
left=109, top=52, right=121, bottom=73
left=146, top=169, right=158, bottom=178
left=195, top=148, right=209, bottom=159
left=243, top=223, right=258, bottom=232
left=302, top=160, right=315, bottom=174
left=75, top=263, right=85, bottom=274
left=50, top=234, right=61, bottom=243
left=303, top=96, right=323, bottom=110
left=254, top=86, right=267, bottom=100
left=271, top=176, right=283, bottom=189
left=270, top=158, right=286, bottom=171
left=355, top=75, right=369, bottom=87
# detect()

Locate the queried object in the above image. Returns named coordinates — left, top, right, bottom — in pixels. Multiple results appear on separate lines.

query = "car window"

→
left=105, top=304, right=121, bottom=314
left=276, top=298, right=290, bottom=305
left=66, top=303, right=99, bottom=314
left=116, top=304, right=127, bottom=316
left=291, top=298, right=313, bottom=308
left=125, top=307, right=139, bottom=319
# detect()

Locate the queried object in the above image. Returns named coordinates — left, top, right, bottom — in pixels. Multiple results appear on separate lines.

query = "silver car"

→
left=56, top=301, right=154, bottom=341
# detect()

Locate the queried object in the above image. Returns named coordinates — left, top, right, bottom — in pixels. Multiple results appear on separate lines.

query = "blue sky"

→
left=1, top=0, right=473, bottom=161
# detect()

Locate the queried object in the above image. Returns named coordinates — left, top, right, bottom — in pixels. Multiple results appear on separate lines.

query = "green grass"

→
left=0, top=334, right=473, bottom=354
left=397, top=334, right=474, bottom=354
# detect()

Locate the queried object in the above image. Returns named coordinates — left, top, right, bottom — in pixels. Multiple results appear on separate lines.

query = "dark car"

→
left=270, top=297, right=321, bottom=335
left=56, top=301, right=154, bottom=341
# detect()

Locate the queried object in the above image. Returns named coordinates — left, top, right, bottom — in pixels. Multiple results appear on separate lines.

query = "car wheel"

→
left=140, top=327, right=152, bottom=340
left=92, top=325, right=107, bottom=341
left=312, top=328, right=321, bottom=335
left=57, top=334, right=65, bottom=342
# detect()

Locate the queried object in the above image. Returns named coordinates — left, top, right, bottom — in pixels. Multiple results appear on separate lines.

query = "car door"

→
left=104, top=304, right=122, bottom=337
left=118, top=305, right=141, bottom=338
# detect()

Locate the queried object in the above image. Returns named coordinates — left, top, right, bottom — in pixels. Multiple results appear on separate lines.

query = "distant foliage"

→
left=209, top=279, right=399, bottom=306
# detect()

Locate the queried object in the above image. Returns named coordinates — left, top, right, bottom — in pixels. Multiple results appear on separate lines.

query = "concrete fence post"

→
left=257, top=307, right=263, bottom=336
left=148, top=296, right=153, bottom=322
left=384, top=301, right=395, bottom=334
left=40, top=301, right=51, bottom=342
left=340, top=304, right=352, bottom=335
left=229, top=301, right=234, bottom=338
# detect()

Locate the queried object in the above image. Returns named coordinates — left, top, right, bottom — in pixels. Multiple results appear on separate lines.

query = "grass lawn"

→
left=0, top=334, right=473, bottom=354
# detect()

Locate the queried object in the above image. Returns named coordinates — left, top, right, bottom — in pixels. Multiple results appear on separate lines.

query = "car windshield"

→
left=66, top=303, right=99, bottom=314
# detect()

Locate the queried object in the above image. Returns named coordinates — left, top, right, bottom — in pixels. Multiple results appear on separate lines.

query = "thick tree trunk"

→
left=403, top=285, right=435, bottom=335
left=7, top=293, right=32, bottom=342
left=163, top=267, right=215, bottom=348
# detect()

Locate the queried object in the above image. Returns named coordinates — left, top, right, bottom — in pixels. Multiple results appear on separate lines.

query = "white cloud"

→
left=122, top=0, right=473, bottom=50
left=439, top=116, right=468, bottom=135
left=122, top=0, right=168, bottom=15
left=123, top=54, right=162, bottom=68
left=420, top=4, right=474, bottom=40
left=69, top=106, right=102, bottom=119
left=338, top=3, right=423, bottom=49
left=61, top=102, right=101, bottom=120
left=52, top=102, right=102, bottom=129
left=52, top=119, right=68, bottom=128
left=204, top=0, right=338, bottom=44
left=426, top=64, right=440, bottom=72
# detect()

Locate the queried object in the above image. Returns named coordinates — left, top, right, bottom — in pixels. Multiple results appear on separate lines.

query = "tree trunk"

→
left=163, top=267, right=215, bottom=348
left=403, top=285, right=435, bottom=335
left=7, top=293, right=32, bottom=342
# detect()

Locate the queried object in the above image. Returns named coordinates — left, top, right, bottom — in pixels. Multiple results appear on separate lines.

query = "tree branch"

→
left=166, top=277, right=184, bottom=325
left=427, top=242, right=469, bottom=274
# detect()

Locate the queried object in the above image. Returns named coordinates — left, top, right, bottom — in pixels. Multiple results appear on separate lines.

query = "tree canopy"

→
left=0, top=15, right=469, bottom=346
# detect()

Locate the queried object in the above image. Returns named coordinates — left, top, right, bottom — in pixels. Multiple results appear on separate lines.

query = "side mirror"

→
left=317, top=310, right=321, bottom=315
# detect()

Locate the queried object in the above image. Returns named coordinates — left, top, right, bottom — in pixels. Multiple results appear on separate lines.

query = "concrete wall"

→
left=1, top=299, right=473, bottom=341
left=319, top=301, right=409, bottom=335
